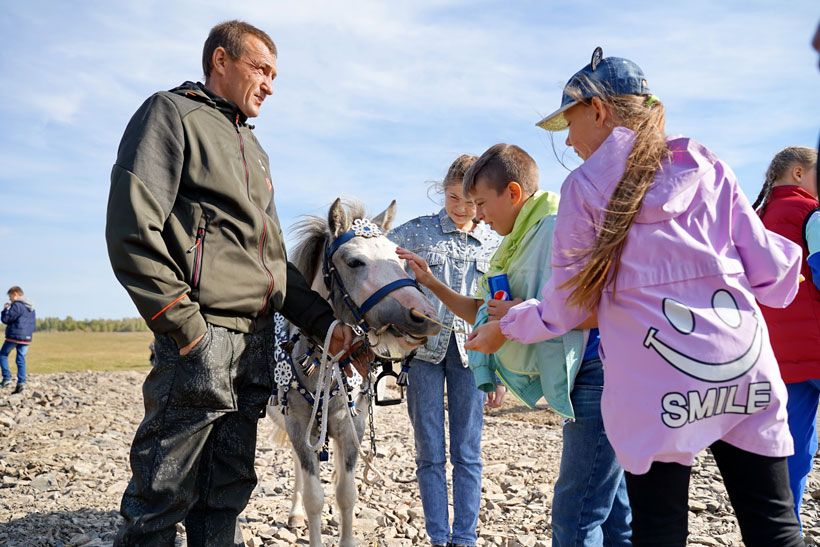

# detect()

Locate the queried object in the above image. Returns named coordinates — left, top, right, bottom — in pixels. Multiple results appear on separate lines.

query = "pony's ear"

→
left=372, top=200, right=397, bottom=232
left=328, top=198, right=349, bottom=237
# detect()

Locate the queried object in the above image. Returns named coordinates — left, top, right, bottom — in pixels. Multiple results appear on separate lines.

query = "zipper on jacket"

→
left=235, top=115, right=275, bottom=315
left=186, top=209, right=211, bottom=299
left=188, top=226, right=206, bottom=289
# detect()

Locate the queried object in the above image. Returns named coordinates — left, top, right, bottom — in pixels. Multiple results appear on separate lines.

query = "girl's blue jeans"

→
left=407, top=335, right=485, bottom=546
left=552, top=357, right=632, bottom=546
left=0, top=341, right=28, bottom=385
left=785, top=378, right=820, bottom=531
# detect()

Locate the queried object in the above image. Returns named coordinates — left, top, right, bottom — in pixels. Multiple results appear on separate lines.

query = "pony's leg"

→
left=288, top=448, right=307, bottom=529
left=287, top=414, right=324, bottom=547
left=300, top=456, right=325, bottom=547
left=335, top=437, right=360, bottom=547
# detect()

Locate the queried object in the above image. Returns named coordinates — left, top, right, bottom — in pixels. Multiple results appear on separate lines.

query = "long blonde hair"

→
left=561, top=84, right=670, bottom=311
left=752, top=146, right=817, bottom=214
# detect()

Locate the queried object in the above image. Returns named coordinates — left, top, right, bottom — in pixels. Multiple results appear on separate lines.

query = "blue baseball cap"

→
left=536, top=47, right=651, bottom=131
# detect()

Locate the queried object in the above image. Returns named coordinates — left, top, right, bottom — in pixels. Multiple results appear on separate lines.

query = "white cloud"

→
left=0, top=0, right=817, bottom=317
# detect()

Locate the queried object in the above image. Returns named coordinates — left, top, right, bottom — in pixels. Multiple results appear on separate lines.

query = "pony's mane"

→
left=290, top=200, right=368, bottom=284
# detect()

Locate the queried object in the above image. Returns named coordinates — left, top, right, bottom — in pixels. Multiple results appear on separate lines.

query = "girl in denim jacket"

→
left=467, top=49, right=804, bottom=546
left=389, top=155, right=501, bottom=547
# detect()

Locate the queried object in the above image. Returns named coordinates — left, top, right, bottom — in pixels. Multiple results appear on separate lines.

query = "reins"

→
left=304, top=319, right=352, bottom=455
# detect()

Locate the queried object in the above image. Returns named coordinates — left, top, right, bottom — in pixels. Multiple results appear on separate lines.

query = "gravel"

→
left=0, top=371, right=817, bottom=546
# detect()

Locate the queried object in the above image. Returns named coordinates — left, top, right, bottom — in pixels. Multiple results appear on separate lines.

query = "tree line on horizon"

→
left=1, top=317, right=150, bottom=333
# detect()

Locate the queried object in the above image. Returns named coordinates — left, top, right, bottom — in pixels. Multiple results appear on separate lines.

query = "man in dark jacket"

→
left=1, top=286, right=35, bottom=394
left=106, top=20, right=367, bottom=545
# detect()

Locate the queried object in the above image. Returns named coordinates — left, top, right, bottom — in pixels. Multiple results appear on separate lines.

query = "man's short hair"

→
left=7, top=286, right=23, bottom=297
left=462, top=143, right=539, bottom=196
left=202, top=20, right=277, bottom=79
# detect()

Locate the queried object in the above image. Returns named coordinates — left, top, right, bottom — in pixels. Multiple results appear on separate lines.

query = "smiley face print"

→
left=643, top=289, right=763, bottom=383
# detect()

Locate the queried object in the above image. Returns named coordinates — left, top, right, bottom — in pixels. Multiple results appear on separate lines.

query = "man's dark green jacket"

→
left=106, top=81, right=335, bottom=348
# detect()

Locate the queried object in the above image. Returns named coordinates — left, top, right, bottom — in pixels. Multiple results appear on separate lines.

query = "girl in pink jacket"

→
left=466, top=48, right=804, bottom=546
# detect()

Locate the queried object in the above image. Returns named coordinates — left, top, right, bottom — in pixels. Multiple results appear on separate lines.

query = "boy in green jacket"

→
left=397, top=142, right=631, bottom=544
left=397, top=143, right=587, bottom=414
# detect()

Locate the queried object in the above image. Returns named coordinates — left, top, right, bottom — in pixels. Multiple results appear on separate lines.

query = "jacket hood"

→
left=579, top=127, right=716, bottom=224
left=170, top=81, right=248, bottom=125
left=15, top=298, right=34, bottom=311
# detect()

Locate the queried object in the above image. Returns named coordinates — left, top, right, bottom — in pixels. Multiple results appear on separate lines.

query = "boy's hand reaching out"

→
left=464, top=321, right=507, bottom=354
left=487, top=297, right=523, bottom=321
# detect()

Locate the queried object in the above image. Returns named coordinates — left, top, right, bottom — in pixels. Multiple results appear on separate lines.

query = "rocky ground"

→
left=0, top=371, right=818, bottom=546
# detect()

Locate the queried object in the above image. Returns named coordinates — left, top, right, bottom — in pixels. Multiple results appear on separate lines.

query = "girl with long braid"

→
left=754, top=146, right=818, bottom=531
left=752, top=147, right=817, bottom=213
left=466, top=49, right=804, bottom=546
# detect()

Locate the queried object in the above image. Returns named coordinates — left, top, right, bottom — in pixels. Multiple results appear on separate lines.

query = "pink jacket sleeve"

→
left=728, top=165, right=801, bottom=308
left=500, top=176, right=594, bottom=344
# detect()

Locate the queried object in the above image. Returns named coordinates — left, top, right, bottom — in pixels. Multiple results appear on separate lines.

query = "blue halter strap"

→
left=322, top=225, right=421, bottom=332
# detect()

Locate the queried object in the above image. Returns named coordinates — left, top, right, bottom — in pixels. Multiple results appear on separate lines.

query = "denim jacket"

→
left=389, top=209, right=500, bottom=364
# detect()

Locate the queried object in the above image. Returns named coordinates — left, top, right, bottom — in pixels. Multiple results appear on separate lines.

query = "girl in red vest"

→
left=753, top=145, right=819, bottom=530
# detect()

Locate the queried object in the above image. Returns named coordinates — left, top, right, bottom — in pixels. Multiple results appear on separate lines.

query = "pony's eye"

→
left=346, top=258, right=365, bottom=268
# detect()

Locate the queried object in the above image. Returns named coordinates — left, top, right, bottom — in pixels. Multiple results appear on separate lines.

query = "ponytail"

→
left=751, top=173, right=776, bottom=214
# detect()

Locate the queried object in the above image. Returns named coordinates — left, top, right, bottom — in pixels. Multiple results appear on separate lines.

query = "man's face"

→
left=470, top=178, right=518, bottom=236
left=220, top=35, right=277, bottom=118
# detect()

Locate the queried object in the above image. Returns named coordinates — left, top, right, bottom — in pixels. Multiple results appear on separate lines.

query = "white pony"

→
left=269, top=199, right=439, bottom=547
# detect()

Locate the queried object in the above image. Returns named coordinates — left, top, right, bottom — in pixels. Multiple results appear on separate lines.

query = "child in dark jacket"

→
left=1, top=286, right=36, bottom=394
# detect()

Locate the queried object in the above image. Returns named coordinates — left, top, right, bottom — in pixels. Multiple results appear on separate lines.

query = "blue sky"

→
left=0, top=1, right=817, bottom=319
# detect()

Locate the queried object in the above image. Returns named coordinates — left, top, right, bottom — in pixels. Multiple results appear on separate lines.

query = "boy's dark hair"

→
left=7, top=286, right=23, bottom=297
left=203, top=20, right=277, bottom=79
left=462, top=143, right=539, bottom=196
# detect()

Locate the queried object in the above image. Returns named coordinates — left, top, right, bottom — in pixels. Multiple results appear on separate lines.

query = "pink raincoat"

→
left=500, top=127, right=801, bottom=474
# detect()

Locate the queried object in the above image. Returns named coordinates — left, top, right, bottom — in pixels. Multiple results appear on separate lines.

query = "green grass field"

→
left=13, top=331, right=155, bottom=374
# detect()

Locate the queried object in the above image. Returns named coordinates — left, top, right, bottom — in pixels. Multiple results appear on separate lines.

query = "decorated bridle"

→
left=322, top=218, right=422, bottom=335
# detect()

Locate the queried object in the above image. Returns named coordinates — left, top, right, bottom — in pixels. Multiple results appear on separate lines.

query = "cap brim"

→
left=535, top=101, right=577, bottom=131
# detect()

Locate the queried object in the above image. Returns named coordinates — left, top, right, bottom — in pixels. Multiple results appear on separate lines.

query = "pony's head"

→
left=292, top=199, right=440, bottom=355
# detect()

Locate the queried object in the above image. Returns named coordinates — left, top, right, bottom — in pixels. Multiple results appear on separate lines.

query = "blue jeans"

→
left=407, top=335, right=485, bottom=546
left=0, top=341, right=29, bottom=384
left=785, top=379, right=820, bottom=531
left=552, top=358, right=632, bottom=546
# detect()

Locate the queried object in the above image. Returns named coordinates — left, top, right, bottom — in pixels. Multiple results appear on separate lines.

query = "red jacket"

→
left=759, top=185, right=820, bottom=383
